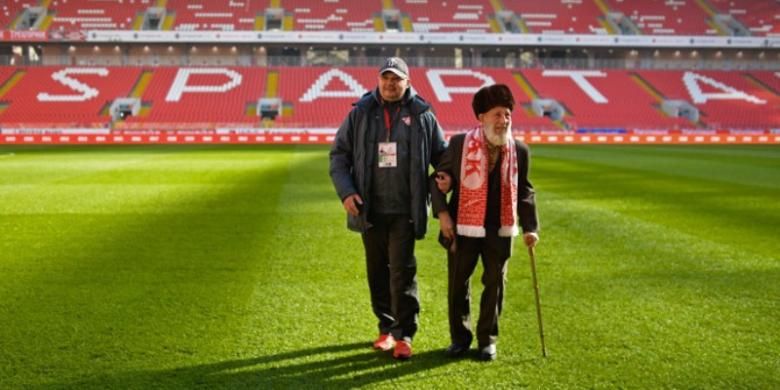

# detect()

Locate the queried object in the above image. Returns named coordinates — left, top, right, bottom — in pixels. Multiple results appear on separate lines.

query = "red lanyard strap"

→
left=383, top=105, right=400, bottom=142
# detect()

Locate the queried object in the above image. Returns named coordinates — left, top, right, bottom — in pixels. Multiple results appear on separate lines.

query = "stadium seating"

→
left=708, top=0, right=780, bottom=37
left=606, top=0, right=716, bottom=36
left=639, top=70, right=778, bottom=128
left=1, top=0, right=37, bottom=30
left=503, top=0, right=605, bottom=34
left=522, top=69, right=691, bottom=129
left=273, top=67, right=375, bottom=127
left=750, top=71, right=780, bottom=94
left=408, top=67, right=557, bottom=130
left=47, top=0, right=149, bottom=32
left=1, top=66, right=777, bottom=131
left=166, top=0, right=269, bottom=32
left=397, top=0, right=493, bottom=33
left=0, top=66, right=141, bottom=126
left=3, top=0, right=775, bottom=35
left=0, top=67, right=15, bottom=84
left=285, top=0, right=379, bottom=32
left=123, top=67, right=266, bottom=125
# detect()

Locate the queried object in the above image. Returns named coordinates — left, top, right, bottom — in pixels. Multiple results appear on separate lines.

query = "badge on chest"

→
left=378, top=142, right=397, bottom=168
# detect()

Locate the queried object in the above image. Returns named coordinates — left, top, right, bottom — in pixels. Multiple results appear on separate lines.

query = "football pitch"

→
left=0, top=144, right=778, bottom=388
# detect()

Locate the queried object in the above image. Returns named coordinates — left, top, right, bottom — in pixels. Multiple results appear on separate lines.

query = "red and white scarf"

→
left=456, top=126, right=519, bottom=238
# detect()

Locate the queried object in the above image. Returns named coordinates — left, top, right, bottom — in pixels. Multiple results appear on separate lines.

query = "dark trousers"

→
left=448, top=231, right=511, bottom=347
left=361, top=214, right=419, bottom=342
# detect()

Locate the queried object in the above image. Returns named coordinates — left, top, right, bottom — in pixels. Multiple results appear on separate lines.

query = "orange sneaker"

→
left=393, top=340, right=412, bottom=360
left=373, top=333, right=395, bottom=351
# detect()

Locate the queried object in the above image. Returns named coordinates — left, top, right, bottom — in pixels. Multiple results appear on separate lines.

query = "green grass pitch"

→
left=0, top=145, right=778, bottom=388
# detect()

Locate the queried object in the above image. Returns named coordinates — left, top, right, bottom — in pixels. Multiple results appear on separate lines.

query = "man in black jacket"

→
left=431, top=84, right=539, bottom=361
left=329, top=57, right=447, bottom=360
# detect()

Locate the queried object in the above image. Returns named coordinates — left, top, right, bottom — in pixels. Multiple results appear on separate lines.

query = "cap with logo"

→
left=379, top=57, right=409, bottom=80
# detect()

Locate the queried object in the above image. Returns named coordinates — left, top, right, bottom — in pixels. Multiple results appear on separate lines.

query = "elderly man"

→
left=330, top=57, right=447, bottom=360
left=431, top=84, right=539, bottom=361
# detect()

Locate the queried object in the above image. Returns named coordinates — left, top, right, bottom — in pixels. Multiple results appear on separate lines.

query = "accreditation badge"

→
left=378, top=142, right=398, bottom=168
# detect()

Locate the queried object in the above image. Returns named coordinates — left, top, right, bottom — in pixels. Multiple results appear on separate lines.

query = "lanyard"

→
left=383, top=105, right=401, bottom=142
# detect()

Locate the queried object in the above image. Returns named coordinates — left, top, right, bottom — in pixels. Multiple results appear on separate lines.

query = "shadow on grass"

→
left=57, top=342, right=460, bottom=388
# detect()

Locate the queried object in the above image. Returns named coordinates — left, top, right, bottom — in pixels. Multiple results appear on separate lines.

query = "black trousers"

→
left=361, top=214, right=419, bottom=342
left=448, top=231, right=512, bottom=347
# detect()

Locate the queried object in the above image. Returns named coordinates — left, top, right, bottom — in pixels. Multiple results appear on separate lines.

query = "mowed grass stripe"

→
left=0, top=145, right=778, bottom=389
left=534, top=145, right=780, bottom=190
left=0, top=146, right=296, bottom=386
left=532, top=145, right=780, bottom=257
left=235, top=146, right=374, bottom=352
left=531, top=191, right=779, bottom=388
left=526, top=145, right=779, bottom=387
left=208, top=146, right=466, bottom=388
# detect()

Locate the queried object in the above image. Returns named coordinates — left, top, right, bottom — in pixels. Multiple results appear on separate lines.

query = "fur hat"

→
left=472, top=84, right=515, bottom=119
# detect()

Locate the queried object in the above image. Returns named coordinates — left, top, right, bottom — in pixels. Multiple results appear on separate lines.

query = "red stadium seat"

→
left=124, top=67, right=266, bottom=125
left=167, top=0, right=270, bottom=32
left=2, top=0, right=771, bottom=35
left=522, top=69, right=690, bottom=129
left=285, top=0, right=379, bottom=32
left=503, top=0, right=605, bottom=34
left=398, top=0, right=493, bottom=33
left=607, top=0, right=716, bottom=36
left=0, top=0, right=38, bottom=30
left=1, top=66, right=777, bottom=132
left=708, top=0, right=780, bottom=37
left=0, top=66, right=141, bottom=126
left=640, top=70, right=778, bottom=128
left=47, top=0, right=148, bottom=32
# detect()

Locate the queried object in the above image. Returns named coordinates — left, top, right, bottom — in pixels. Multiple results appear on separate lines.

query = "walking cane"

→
left=528, top=246, right=547, bottom=357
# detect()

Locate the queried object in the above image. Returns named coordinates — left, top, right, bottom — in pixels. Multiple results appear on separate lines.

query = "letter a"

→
left=683, top=72, right=766, bottom=104
left=300, top=69, right=368, bottom=102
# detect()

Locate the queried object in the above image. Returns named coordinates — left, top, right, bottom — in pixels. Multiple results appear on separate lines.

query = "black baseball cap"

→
left=379, top=57, right=409, bottom=80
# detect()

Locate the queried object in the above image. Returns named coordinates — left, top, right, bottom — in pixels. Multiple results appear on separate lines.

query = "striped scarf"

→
left=456, top=126, right=519, bottom=238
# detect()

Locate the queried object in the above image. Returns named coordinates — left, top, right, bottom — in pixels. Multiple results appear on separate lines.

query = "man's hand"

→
left=438, top=211, right=456, bottom=252
left=439, top=211, right=455, bottom=240
left=435, top=171, right=452, bottom=193
left=523, top=232, right=539, bottom=248
left=343, top=194, right=363, bottom=217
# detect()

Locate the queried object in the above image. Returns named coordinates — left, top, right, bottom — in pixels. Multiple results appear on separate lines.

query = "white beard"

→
left=484, top=123, right=510, bottom=146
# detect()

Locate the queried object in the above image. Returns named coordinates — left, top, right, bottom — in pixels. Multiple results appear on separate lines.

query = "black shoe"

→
left=445, top=343, right=470, bottom=358
left=479, top=344, right=496, bottom=361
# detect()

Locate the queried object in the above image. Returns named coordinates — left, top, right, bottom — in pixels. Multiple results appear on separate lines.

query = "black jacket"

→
left=430, top=133, right=539, bottom=234
left=329, top=87, right=447, bottom=239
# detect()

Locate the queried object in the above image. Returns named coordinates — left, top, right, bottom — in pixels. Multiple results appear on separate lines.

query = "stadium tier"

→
left=708, top=0, right=780, bottom=37
left=521, top=69, right=688, bottom=129
left=639, top=70, right=777, bottom=128
left=47, top=0, right=150, bottom=33
left=1, top=66, right=777, bottom=133
left=1, top=0, right=38, bottom=30
left=0, top=67, right=141, bottom=126
left=123, top=67, right=266, bottom=125
left=4, top=0, right=778, bottom=36
left=398, top=0, right=493, bottom=33
left=503, top=0, right=605, bottom=34
left=605, top=0, right=715, bottom=36
left=166, top=0, right=270, bottom=32
left=286, top=0, right=378, bottom=32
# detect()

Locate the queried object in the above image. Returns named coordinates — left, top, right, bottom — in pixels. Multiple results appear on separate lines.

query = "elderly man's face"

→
left=378, top=72, right=409, bottom=102
left=479, top=106, right=512, bottom=146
